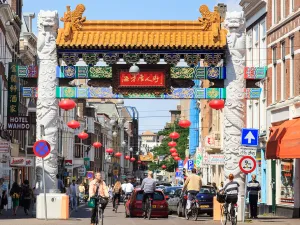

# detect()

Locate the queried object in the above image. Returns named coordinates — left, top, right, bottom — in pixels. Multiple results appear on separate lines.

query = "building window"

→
left=290, top=0, right=294, bottom=14
left=290, top=36, right=294, bottom=97
left=281, top=0, right=285, bottom=19
left=281, top=42, right=285, bottom=100
left=280, top=159, right=294, bottom=204
left=28, top=112, right=36, bottom=145
left=272, top=0, right=277, bottom=25
left=272, top=47, right=277, bottom=103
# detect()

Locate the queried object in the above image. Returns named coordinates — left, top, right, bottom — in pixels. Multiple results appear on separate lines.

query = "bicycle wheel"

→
left=144, top=199, right=148, bottom=219
left=99, top=208, right=104, bottom=225
left=191, top=204, right=198, bottom=221
left=221, top=204, right=228, bottom=225
left=147, top=199, right=152, bottom=220
left=115, top=199, right=118, bottom=213
left=231, top=207, right=237, bottom=225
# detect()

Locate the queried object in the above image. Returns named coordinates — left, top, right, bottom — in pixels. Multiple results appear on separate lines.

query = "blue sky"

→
left=23, top=0, right=241, bottom=133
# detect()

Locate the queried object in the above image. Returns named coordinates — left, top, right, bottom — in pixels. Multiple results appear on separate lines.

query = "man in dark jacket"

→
left=247, top=174, right=261, bottom=219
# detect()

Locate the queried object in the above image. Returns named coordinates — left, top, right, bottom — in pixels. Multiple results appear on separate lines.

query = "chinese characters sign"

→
left=8, top=63, right=19, bottom=115
left=120, top=71, right=165, bottom=87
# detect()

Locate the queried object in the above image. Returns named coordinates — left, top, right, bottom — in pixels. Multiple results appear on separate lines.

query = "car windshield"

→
left=136, top=191, right=165, bottom=201
left=199, top=186, right=215, bottom=194
left=164, top=187, right=181, bottom=195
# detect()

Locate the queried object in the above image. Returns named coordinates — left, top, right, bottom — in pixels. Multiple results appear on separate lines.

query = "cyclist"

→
left=141, top=171, right=156, bottom=216
left=220, top=174, right=239, bottom=214
left=124, top=180, right=134, bottom=200
left=112, top=181, right=122, bottom=211
left=89, top=172, right=109, bottom=225
left=182, top=168, right=202, bottom=213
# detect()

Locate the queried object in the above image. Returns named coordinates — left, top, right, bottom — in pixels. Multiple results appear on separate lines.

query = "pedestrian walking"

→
left=247, top=174, right=261, bottom=219
left=0, top=190, right=8, bottom=214
left=10, top=182, right=21, bottom=216
left=21, top=180, right=34, bottom=215
left=79, top=182, right=85, bottom=203
left=70, top=179, right=79, bottom=211
left=56, top=174, right=65, bottom=193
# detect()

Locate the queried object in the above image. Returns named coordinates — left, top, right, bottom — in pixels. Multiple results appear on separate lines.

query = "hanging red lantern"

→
left=171, top=152, right=178, bottom=157
left=162, top=165, right=167, bottom=169
left=178, top=119, right=191, bottom=128
left=209, top=100, right=225, bottom=110
left=105, top=148, right=114, bottom=154
left=169, top=148, right=177, bottom=154
left=137, top=160, right=142, bottom=164
left=174, top=156, right=180, bottom=161
left=168, top=141, right=177, bottom=147
left=115, top=152, right=122, bottom=157
left=93, top=142, right=102, bottom=148
left=59, top=99, right=76, bottom=111
left=169, top=132, right=180, bottom=139
left=67, top=120, right=80, bottom=129
left=78, top=132, right=88, bottom=140
left=125, top=155, right=130, bottom=160
left=130, top=157, right=136, bottom=162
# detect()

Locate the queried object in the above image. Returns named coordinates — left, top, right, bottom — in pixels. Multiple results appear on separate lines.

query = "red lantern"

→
left=209, top=100, right=225, bottom=110
left=115, top=152, right=122, bottom=157
left=59, top=99, right=76, bottom=111
left=137, top=160, right=142, bottom=164
left=78, top=132, right=88, bottom=140
left=170, top=148, right=177, bottom=154
left=169, top=132, right=180, bottom=139
left=93, top=142, right=102, bottom=148
left=67, top=120, right=80, bottom=129
left=178, top=119, right=191, bottom=128
left=125, top=155, right=130, bottom=160
left=168, top=141, right=177, bottom=147
left=105, top=148, right=114, bottom=154
left=174, top=156, right=180, bottom=161
left=171, top=152, right=179, bottom=157
left=162, top=165, right=167, bottom=169
left=130, top=157, right=136, bottom=162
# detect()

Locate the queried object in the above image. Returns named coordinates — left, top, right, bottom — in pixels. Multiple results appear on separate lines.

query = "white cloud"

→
left=216, top=0, right=242, bottom=12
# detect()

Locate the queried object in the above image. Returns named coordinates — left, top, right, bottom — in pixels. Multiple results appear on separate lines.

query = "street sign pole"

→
left=242, top=173, right=248, bottom=223
left=40, top=125, right=47, bottom=220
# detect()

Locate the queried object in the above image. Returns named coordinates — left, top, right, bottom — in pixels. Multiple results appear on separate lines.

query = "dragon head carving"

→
left=224, top=11, right=245, bottom=33
left=38, top=10, right=59, bottom=33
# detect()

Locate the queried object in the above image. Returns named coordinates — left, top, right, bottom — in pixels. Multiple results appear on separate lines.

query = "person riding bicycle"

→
left=89, top=172, right=109, bottom=225
left=182, top=168, right=202, bottom=213
left=219, top=174, right=239, bottom=214
left=141, top=171, right=156, bottom=216
left=124, top=180, right=134, bottom=200
left=112, top=181, right=122, bottom=211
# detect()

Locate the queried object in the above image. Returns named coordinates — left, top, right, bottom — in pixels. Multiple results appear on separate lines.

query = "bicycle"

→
left=144, top=196, right=153, bottom=220
left=221, top=202, right=238, bottom=225
left=95, top=196, right=107, bottom=225
left=185, top=194, right=198, bottom=221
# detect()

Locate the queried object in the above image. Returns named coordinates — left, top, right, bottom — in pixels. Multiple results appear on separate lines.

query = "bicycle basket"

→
left=217, top=193, right=226, bottom=203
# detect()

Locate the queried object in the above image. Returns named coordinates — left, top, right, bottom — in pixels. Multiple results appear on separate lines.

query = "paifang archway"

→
left=17, top=3, right=265, bottom=220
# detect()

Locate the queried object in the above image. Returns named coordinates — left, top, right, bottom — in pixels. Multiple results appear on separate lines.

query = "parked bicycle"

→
left=185, top=194, right=198, bottom=221
left=144, top=196, right=153, bottom=220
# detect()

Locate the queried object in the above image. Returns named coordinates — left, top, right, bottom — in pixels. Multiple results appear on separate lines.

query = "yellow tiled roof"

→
left=56, top=20, right=227, bottom=49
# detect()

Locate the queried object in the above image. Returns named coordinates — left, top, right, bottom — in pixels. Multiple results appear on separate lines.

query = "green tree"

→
left=149, top=122, right=189, bottom=172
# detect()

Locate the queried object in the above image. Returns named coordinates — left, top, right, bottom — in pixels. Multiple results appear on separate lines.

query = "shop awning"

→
left=266, top=119, right=300, bottom=159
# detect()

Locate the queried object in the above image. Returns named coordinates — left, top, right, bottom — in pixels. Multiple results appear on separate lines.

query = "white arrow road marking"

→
left=244, top=131, right=255, bottom=144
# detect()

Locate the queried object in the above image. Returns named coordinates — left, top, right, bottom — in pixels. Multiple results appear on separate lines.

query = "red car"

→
left=125, top=189, right=169, bottom=218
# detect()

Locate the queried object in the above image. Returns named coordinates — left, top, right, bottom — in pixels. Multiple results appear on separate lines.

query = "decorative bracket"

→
left=61, top=53, right=79, bottom=66
left=82, top=53, right=99, bottom=66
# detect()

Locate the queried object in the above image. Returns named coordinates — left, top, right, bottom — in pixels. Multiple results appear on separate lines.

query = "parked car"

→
left=177, top=185, right=216, bottom=217
left=125, top=189, right=169, bottom=218
left=167, top=188, right=182, bottom=214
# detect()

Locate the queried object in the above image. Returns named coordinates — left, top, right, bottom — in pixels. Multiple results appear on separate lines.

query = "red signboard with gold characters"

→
left=120, top=71, right=165, bottom=87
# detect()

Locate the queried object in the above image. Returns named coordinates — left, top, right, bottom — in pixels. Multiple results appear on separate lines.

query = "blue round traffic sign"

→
left=33, top=140, right=51, bottom=158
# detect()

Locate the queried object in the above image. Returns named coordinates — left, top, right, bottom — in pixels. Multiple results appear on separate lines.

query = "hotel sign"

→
left=7, top=63, right=19, bottom=116
left=7, top=116, right=30, bottom=130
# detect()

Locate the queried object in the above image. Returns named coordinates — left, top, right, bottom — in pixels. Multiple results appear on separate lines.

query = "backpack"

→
left=113, top=186, right=121, bottom=194
left=23, top=186, right=31, bottom=198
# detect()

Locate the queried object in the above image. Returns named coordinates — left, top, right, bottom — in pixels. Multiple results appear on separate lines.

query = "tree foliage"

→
left=149, top=122, right=189, bottom=172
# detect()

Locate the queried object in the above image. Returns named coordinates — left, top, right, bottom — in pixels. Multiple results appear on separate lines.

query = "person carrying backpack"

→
left=112, top=181, right=122, bottom=211
left=22, top=180, right=33, bottom=215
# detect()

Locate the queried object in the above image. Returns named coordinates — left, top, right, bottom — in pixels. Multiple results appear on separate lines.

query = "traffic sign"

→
left=33, top=140, right=51, bottom=158
left=178, top=160, right=184, bottom=169
left=241, top=128, right=259, bottom=147
left=239, top=156, right=256, bottom=174
left=238, top=146, right=257, bottom=157
left=187, top=160, right=194, bottom=170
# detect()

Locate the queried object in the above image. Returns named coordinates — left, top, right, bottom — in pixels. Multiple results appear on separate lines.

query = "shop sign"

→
left=195, top=147, right=203, bottom=168
left=208, top=154, right=225, bottom=165
left=0, top=141, right=10, bottom=153
left=202, top=151, right=209, bottom=165
left=205, top=135, right=215, bottom=147
left=10, top=157, right=34, bottom=167
left=78, top=167, right=86, bottom=177
left=119, top=71, right=165, bottom=87
left=7, top=63, right=19, bottom=116
left=238, top=147, right=257, bottom=157
left=0, top=154, right=9, bottom=163
left=65, top=160, right=72, bottom=167
left=7, top=116, right=30, bottom=130
left=84, top=157, right=90, bottom=170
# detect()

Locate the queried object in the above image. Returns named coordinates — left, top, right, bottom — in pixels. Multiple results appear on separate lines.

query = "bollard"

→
left=213, top=196, right=222, bottom=221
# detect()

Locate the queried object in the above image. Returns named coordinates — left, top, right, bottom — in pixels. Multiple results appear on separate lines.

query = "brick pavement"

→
left=0, top=203, right=299, bottom=225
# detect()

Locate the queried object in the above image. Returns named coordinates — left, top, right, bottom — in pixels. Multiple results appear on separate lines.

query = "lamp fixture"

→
left=129, top=63, right=140, bottom=75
